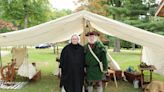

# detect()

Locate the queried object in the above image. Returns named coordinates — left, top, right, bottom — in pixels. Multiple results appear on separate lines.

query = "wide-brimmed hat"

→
left=85, top=31, right=100, bottom=36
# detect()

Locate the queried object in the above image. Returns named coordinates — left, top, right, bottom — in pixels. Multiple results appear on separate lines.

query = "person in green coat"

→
left=84, top=31, right=108, bottom=92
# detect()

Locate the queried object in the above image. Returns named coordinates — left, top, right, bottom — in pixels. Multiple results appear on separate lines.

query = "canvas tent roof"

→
left=0, top=10, right=164, bottom=75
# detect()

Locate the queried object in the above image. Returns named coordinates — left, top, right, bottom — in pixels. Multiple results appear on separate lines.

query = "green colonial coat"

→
left=84, top=41, right=108, bottom=81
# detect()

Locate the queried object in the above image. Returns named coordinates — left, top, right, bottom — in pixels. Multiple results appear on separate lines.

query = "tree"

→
left=75, top=0, right=110, bottom=16
left=0, top=0, right=53, bottom=29
left=123, top=0, right=148, bottom=50
left=109, top=0, right=124, bottom=52
left=0, top=19, right=18, bottom=33
left=76, top=0, right=124, bottom=52
left=51, top=9, right=72, bottom=54
left=121, top=0, right=161, bottom=50
left=52, top=9, right=72, bottom=19
left=75, top=0, right=163, bottom=51
left=0, top=19, right=17, bottom=30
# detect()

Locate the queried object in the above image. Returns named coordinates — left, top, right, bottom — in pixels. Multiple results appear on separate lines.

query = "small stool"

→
left=106, top=69, right=118, bottom=88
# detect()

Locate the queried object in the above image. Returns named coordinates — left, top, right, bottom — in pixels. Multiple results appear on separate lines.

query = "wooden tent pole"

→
left=0, top=47, right=2, bottom=68
left=57, top=44, right=59, bottom=58
left=140, top=46, right=143, bottom=64
left=80, top=18, right=94, bottom=46
left=80, top=18, right=87, bottom=46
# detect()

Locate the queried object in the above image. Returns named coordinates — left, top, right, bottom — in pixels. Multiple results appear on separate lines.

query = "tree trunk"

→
left=112, top=13, right=121, bottom=52
left=24, top=1, right=28, bottom=29
left=24, top=14, right=28, bottom=28
left=113, top=37, right=120, bottom=52
left=131, top=43, right=135, bottom=50
left=53, top=44, right=56, bottom=54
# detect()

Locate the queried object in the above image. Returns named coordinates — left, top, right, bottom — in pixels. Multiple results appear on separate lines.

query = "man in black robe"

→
left=59, top=34, right=85, bottom=92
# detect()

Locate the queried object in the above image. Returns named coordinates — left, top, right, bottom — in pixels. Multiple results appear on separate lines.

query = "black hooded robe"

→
left=59, top=43, right=85, bottom=92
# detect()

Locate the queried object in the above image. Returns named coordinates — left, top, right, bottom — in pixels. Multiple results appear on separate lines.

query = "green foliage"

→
left=107, top=35, right=141, bottom=49
left=107, top=0, right=163, bottom=48
left=52, top=9, right=72, bottom=19
left=123, top=0, right=149, bottom=17
left=108, top=7, right=127, bottom=16
left=0, top=27, right=12, bottom=33
left=0, top=0, right=72, bottom=33
left=0, top=0, right=53, bottom=29
left=123, top=18, right=164, bottom=35
left=0, top=0, right=163, bottom=49
left=141, top=20, right=164, bottom=35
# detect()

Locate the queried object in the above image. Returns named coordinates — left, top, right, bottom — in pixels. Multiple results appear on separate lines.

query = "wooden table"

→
left=138, top=65, right=156, bottom=88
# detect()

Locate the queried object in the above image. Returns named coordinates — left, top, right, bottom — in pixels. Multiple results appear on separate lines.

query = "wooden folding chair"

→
left=105, top=69, right=118, bottom=88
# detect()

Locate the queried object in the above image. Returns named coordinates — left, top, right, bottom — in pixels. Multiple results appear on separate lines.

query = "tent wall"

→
left=0, top=12, right=84, bottom=46
left=83, top=11, right=164, bottom=75
left=142, top=46, right=164, bottom=75
left=83, top=12, right=164, bottom=50
left=0, top=47, right=2, bottom=68
left=12, top=47, right=28, bottom=67
left=0, top=10, right=164, bottom=75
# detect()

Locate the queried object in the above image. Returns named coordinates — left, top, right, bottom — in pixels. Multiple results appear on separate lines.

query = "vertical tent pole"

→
left=80, top=18, right=91, bottom=46
left=80, top=18, right=86, bottom=46
left=56, top=44, right=59, bottom=58
left=0, top=47, right=2, bottom=68
left=82, top=18, right=86, bottom=45
left=56, top=43, right=61, bottom=77
left=140, top=46, right=143, bottom=64
left=53, top=44, right=56, bottom=54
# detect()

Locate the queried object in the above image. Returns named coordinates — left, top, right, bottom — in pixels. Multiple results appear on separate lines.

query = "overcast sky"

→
left=49, top=0, right=162, bottom=10
left=49, top=0, right=79, bottom=10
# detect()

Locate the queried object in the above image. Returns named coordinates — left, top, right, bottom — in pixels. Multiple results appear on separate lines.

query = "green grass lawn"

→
left=0, top=48, right=164, bottom=92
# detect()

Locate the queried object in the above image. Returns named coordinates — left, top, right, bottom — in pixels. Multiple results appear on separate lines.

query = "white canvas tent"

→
left=11, top=47, right=37, bottom=79
left=0, top=10, right=164, bottom=75
left=12, top=47, right=28, bottom=67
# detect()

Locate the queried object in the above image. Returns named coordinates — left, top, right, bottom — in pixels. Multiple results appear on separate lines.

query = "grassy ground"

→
left=0, top=48, right=164, bottom=92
